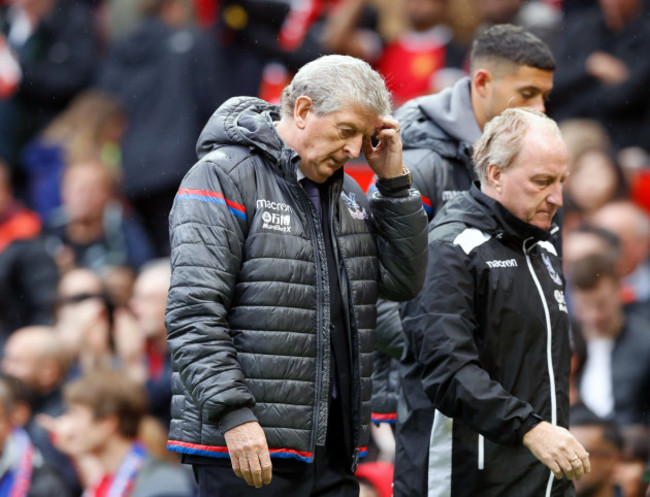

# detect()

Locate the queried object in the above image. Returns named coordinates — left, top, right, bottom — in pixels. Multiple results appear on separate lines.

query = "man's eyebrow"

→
left=518, top=86, right=542, bottom=94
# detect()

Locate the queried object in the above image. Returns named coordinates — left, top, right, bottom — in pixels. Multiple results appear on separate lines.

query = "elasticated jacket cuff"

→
left=375, top=175, right=411, bottom=197
left=218, top=407, right=259, bottom=434
left=518, top=413, right=544, bottom=444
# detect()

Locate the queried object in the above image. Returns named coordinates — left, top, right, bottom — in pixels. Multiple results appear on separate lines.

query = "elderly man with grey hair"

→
left=399, top=107, right=591, bottom=496
left=164, top=54, right=428, bottom=496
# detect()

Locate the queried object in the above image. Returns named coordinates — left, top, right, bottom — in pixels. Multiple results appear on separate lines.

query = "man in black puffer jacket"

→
left=401, top=108, right=589, bottom=496
left=165, top=55, right=428, bottom=496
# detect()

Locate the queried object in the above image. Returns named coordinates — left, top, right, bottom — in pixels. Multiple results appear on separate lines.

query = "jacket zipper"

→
left=523, top=238, right=557, bottom=497
left=477, top=434, right=484, bottom=470
left=298, top=183, right=331, bottom=454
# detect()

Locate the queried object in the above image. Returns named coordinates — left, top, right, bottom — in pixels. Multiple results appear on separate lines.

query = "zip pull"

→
left=351, top=447, right=360, bottom=473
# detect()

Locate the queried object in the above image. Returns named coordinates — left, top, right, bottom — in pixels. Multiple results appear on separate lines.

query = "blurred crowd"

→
left=0, top=0, right=650, bottom=496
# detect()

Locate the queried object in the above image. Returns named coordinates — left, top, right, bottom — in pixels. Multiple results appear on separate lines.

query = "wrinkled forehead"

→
left=328, top=104, right=381, bottom=135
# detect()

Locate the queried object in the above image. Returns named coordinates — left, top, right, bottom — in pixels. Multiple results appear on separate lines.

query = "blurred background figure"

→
left=570, top=403, right=624, bottom=497
left=20, top=89, right=126, bottom=223
left=589, top=201, right=650, bottom=322
left=563, top=225, right=621, bottom=273
left=569, top=253, right=650, bottom=427
left=97, top=0, right=221, bottom=255
left=322, top=0, right=465, bottom=105
left=55, top=268, right=115, bottom=375
left=0, top=0, right=98, bottom=181
left=0, top=159, right=58, bottom=348
left=474, top=0, right=561, bottom=46
left=549, top=0, right=650, bottom=151
left=616, top=426, right=649, bottom=497
left=45, top=369, right=195, bottom=496
left=115, top=259, right=173, bottom=428
left=0, top=375, right=70, bottom=497
left=563, top=147, right=628, bottom=232
left=1, top=326, right=81, bottom=495
left=44, top=157, right=154, bottom=274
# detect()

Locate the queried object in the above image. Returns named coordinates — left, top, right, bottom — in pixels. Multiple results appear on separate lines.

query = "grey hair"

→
left=281, top=55, right=392, bottom=118
left=473, top=108, right=561, bottom=185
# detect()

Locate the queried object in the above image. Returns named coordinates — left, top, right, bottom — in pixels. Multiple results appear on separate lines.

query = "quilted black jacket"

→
left=165, top=97, right=428, bottom=465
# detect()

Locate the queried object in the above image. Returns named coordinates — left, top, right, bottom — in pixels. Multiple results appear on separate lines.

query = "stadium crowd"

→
left=1, top=0, right=650, bottom=495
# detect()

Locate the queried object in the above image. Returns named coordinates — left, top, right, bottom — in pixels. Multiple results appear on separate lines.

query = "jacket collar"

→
left=469, top=183, right=555, bottom=245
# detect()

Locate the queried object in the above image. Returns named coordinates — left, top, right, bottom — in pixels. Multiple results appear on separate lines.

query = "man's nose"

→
left=344, top=135, right=363, bottom=159
left=531, top=96, right=546, bottom=113
left=547, top=181, right=563, bottom=206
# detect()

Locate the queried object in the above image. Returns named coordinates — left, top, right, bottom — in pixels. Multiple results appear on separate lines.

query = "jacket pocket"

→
left=478, top=434, right=484, bottom=470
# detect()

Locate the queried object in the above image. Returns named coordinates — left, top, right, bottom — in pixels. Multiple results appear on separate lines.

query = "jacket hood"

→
left=196, top=97, right=286, bottom=163
left=434, top=183, right=555, bottom=245
left=395, top=77, right=481, bottom=160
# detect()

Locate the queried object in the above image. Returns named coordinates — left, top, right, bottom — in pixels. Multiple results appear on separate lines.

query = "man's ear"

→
left=487, top=163, right=502, bottom=192
left=294, top=96, right=313, bottom=130
left=472, top=69, right=492, bottom=98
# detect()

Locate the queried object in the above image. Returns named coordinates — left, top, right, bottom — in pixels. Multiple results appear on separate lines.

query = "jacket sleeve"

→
left=369, top=184, right=428, bottom=302
left=165, top=158, right=258, bottom=432
left=374, top=298, right=406, bottom=359
left=404, top=148, right=440, bottom=223
left=400, top=238, right=542, bottom=447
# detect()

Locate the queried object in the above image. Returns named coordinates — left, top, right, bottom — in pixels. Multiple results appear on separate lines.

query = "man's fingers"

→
left=260, top=449, right=273, bottom=484
left=249, top=454, right=264, bottom=488
left=581, top=453, right=591, bottom=474
left=571, top=461, right=584, bottom=481
left=558, top=458, right=574, bottom=480
left=547, top=460, right=563, bottom=479
left=238, top=456, right=254, bottom=486
left=231, top=454, right=242, bottom=478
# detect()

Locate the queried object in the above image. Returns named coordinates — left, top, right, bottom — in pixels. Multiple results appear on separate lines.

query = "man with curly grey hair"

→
left=164, top=54, right=428, bottom=496
left=399, top=107, right=590, bottom=496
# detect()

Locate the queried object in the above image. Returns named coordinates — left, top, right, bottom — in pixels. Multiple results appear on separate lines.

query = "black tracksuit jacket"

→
left=400, top=185, right=574, bottom=497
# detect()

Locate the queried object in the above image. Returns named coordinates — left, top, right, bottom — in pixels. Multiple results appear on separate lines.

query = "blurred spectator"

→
left=569, top=253, right=650, bottom=426
left=549, top=0, right=650, bottom=151
left=114, top=259, right=172, bottom=427
left=0, top=375, right=71, bottom=497
left=101, top=264, right=136, bottom=308
left=356, top=461, right=394, bottom=497
left=590, top=201, right=650, bottom=322
left=217, top=0, right=332, bottom=101
left=559, top=118, right=612, bottom=164
left=97, top=0, right=221, bottom=255
left=570, top=402, right=624, bottom=497
left=20, top=89, right=125, bottom=223
left=55, top=268, right=115, bottom=375
left=569, top=321, right=588, bottom=407
left=0, top=159, right=58, bottom=348
left=1, top=326, right=81, bottom=495
left=475, top=0, right=561, bottom=47
left=0, top=373, right=36, bottom=429
left=323, top=0, right=466, bottom=105
left=44, top=157, right=155, bottom=274
left=0, top=0, right=98, bottom=172
left=48, top=369, right=195, bottom=496
left=563, top=225, right=621, bottom=271
left=563, top=148, right=628, bottom=232
left=617, top=425, right=649, bottom=497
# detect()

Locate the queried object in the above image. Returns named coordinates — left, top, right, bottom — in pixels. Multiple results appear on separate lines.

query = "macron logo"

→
left=486, top=259, right=518, bottom=268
